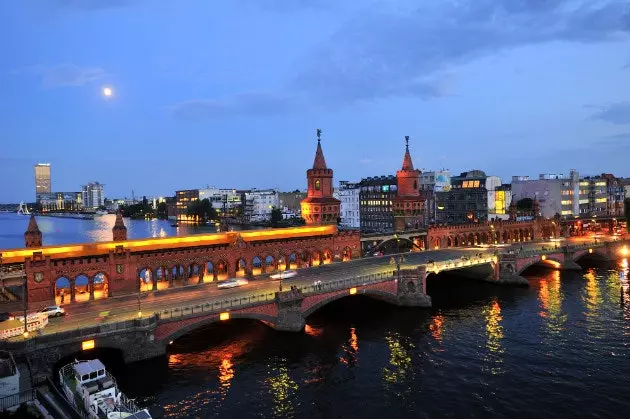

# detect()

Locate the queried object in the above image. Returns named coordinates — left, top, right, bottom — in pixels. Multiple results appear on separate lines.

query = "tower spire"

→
left=312, top=128, right=327, bottom=169
left=24, top=214, right=42, bottom=248
left=401, top=135, right=414, bottom=171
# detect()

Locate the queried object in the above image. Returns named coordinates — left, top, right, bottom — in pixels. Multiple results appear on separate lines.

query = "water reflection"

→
left=266, top=360, right=298, bottom=418
left=482, top=299, right=504, bottom=375
left=583, top=269, right=602, bottom=320
left=340, top=327, right=359, bottom=367
left=218, top=355, right=234, bottom=400
left=382, top=333, right=414, bottom=387
left=538, top=271, right=566, bottom=335
left=430, top=314, right=444, bottom=344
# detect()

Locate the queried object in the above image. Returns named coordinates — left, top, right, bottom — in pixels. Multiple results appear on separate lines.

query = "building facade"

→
left=420, top=170, right=451, bottom=225
left=37, top=192, right=83, bottom=212
left=335, top=181, right=360, bottom=228
left=34, top=163, right=51, bottom=198
left=359, top=175, right=397, bottom=233
left=81, top=182, right=105, bottom=210
left=175, top=189, right=199, bottom=222
left=436, top=170, right=490, bottom=224
left=243, top=189, right=280, bottom=222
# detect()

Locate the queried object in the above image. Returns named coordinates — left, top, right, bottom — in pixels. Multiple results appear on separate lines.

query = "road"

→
left=29, top=236, right=612, bottom=337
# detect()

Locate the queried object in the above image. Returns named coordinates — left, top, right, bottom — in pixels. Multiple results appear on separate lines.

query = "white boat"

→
left=95, top=210, right=108, bottom=216
left=16, top=201, right=30, bottom=215
left=58, top=359, right=151, bottom=419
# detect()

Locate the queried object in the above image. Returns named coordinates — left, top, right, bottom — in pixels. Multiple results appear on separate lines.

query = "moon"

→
left=102, top=87, right=113, bottom=97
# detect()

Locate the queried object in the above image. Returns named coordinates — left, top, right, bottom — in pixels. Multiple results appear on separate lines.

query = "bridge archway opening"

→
left=252, top=256, right=263, bottom=276
left=204, top=262, right=215, bottom=282
left=369, top=237, right=414, bottom=256
left=263, top=255, right=276, bottom=274
left=573, top=251, right=609, bottom=267
left=74, top=274, right=90, bottom=303
left=342, top=247, right=352, bottom=262
left=234, top=258, right=247, bottom=278
left=322, top=249, right=333, bottom=264
left=215, top=260, right=229, bottom=280
left=92, top=272, right=108, bottom=301
left=54, top=276, right=72, bottom=305
left=164, top=317, right=276, bottom=345
left=288, top=252, right=299, bottom=269
left=139, top=268, right=154, bottom=292
left=312, top=250, right=322, bottom=266
left=519, top=259, right=563, bottom=275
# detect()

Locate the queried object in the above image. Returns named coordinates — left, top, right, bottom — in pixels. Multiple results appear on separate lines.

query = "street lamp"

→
left=136, top=268, right=142, bottom=318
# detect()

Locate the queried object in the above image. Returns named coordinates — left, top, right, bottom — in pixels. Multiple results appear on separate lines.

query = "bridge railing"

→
left=425, top=255, right=496, bottom=272
left=157, top=291, right=278, bottom=320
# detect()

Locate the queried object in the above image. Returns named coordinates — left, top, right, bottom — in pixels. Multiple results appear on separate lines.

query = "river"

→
left=2, top=214, right=630, bottom=418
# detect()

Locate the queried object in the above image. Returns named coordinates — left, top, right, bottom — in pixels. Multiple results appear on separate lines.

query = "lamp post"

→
left=136, top=268, right=142, bottom=318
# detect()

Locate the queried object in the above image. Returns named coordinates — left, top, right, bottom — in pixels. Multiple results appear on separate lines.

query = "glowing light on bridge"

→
left=82, top=339, right=95, bottom=350
left=541, top=255, right=547, bottom=261
left=220, top=312, right=230, bottom=321
left=588, top=248, right=593, bottom=254
left=349, top=287, right=357, bottom=295
left=621, top=246, right=629, bottom=257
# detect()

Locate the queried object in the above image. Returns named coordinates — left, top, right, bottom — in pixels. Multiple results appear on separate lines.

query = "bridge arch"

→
left=157, top=313, right=279, bottom=344
left=517, top=258, right=564, bottom=275
left=369, top=237, right=416, bottom=255
left=251, top=256, right=263, bottom=276
left=92, top=272, right=109, bottom=300
left=302, top=290, right=397, bottom=318
left=53, top=276, right=72, bottom=305
left=573, top=248, right=609, bottom=263
left=263, top=255, right=276, bottom=273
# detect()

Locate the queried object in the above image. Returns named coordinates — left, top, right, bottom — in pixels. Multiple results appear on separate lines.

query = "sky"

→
left=1, top=0, right=629, bottom=203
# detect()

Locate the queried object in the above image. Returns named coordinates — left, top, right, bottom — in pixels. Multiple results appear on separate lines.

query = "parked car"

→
left=217, top=278, right=249, bottom=289
left=270, top=270, right=298, bottom=280
left=40, top=306, right=65, bottom=318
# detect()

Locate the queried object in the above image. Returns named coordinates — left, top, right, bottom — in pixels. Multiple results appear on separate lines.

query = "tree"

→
left=270, top=206, right=283, bottom=227
left=625, top=198, right=630, bottom=233
left=187, top=198, right=218, bottom=223
left=156, top=202, right=168, bottom=219
left=516, top=198, right=533, bottom=211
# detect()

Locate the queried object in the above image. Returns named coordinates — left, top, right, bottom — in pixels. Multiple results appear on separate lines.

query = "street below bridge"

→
left=21, top=235, right=619, bottom=339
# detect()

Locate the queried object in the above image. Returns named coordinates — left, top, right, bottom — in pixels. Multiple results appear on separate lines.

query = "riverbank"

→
left=37, top=213, right=95, bottom=220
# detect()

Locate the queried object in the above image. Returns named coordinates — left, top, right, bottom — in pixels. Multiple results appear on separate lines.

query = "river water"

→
left=2, top=214, right=630, bottom=418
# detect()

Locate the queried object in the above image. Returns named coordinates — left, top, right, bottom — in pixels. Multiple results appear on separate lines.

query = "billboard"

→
left=434, top=172, right=451, bottom=192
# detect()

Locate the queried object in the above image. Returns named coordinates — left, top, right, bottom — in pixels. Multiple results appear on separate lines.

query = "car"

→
left=40, top=306, right=65, bottom=318
left=270, top=270, right=298, bottom=280
left=217, top=278, right=249, bottom=289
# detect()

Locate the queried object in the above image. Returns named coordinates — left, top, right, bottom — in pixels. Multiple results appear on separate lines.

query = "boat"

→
left=58, top=359, right=152, bottom=419
left=95, top=210, right=108, bottom=216
left=16, top=201, right=30, bottom=215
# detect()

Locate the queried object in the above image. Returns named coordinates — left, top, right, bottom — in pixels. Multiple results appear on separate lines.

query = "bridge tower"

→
left=112, top=211, right=127, bottom=241
left=300, top=129, right=340, bottom=225
left=393, top=136, right=424, bottom=232
left=24, top=214, right=42, bottom=248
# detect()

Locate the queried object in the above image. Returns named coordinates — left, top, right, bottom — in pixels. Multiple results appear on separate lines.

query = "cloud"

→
left=359, top=158, right=373, bottom=165
left=170, top=92, right=298, bottom=121
left=172, top=0, right=630, bottom=117
left=16, top=64, right=108, bottom=88
left=590, top=102, right=630, bottom=125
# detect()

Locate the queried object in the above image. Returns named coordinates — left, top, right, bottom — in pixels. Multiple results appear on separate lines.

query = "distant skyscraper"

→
left=34, top=163, right=51, bottom=198
left=82, top=182, right=105, bottom=209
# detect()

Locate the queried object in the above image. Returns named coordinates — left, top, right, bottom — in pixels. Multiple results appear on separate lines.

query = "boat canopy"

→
left=73, top=359, right=106, bottom=381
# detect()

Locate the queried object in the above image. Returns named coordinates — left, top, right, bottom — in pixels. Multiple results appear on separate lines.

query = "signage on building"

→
left=434, top=172, right=451, bottom=192
left=516, top=216, right=534, bottom=221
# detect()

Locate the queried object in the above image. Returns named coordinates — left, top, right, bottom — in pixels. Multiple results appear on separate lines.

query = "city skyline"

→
left=2, top=0, right=629, bottom=202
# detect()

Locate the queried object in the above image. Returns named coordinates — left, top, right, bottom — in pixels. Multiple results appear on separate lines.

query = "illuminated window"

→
left=315, top=180, right=321, bottom=190
left=595, top=198, right=607, bottom=203
left=561, top=200, right=572, bottom=205
left=561, top=210, right=573, bottom=215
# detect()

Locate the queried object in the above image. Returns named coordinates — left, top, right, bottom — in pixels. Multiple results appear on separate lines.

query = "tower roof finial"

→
left=317, top=128, right=322, bottom=143
left=312, top=128, right=327, bottom=169
left=401, top=135, right=414, bottom=171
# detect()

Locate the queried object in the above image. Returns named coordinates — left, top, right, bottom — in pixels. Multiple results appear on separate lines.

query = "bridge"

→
left=1, top=236, right=628, bottom=381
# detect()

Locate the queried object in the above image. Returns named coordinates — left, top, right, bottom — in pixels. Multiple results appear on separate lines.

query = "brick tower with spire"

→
left=300, top=129, right=340, bottom=225
left=112, top=211, right=127, bottom=241
left=24, top=214, right=42, bottom=248
left=393, top=136, right=424, bottom=232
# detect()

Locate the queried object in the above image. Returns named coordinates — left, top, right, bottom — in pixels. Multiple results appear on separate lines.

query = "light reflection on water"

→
left=266, top=360, right=298, bottom=418
left=482, top=298, right=504, bottom=376
left=538, top=270, right=566, bottom=336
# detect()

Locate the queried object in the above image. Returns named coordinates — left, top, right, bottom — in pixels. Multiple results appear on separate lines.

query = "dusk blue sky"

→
left=1, top=0, right=629, bottom=203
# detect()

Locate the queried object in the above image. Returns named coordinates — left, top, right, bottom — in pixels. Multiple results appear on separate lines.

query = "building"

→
left=419, top=170, right=451, bottom=225
left=34, top=163, right=51, bottom=198
left=198, top=188, right=243, bottom=217
left=511, top=171, right=581, bottom=218
left=278, top=191, right=307, bottom=214
left=175, top=189, right=199, bottom=222
left=300, top=129, right=340, bottom=225
left=243, top=189, right=280, bottom=222
left=359, top=175, right=397, bottom=233
left=593, top=173, right=624, bottom=216
left=335, top=181, right=360, bottom=228
left=37, top=192, right=83, bottom=212
left=81, top=182, right=105, bottom=210
left=436, top=170, right=490, bottom=224
left=488, top=184, right=512, bottom=220
left=393, top=136, right=425, bottom=231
